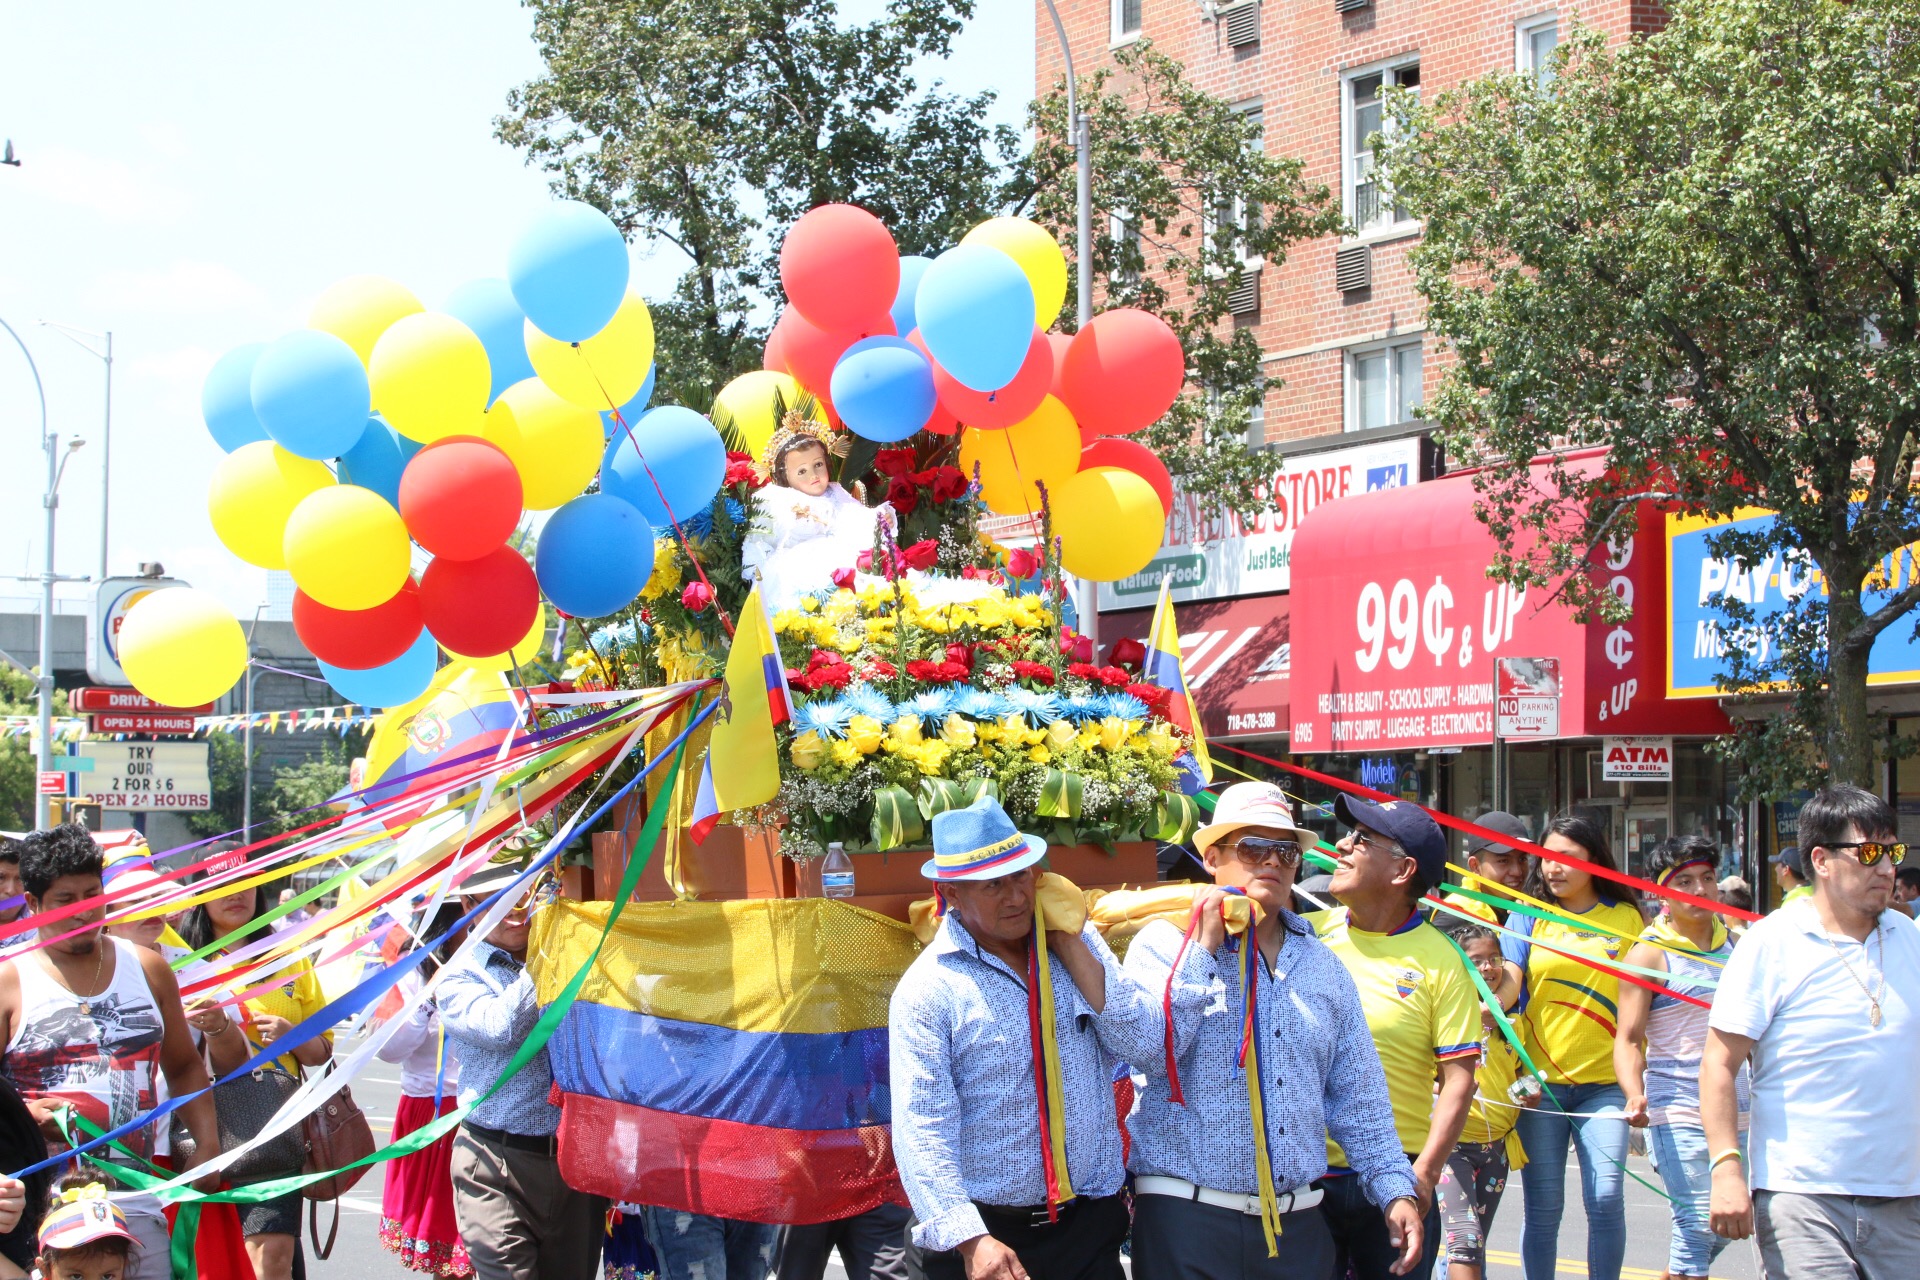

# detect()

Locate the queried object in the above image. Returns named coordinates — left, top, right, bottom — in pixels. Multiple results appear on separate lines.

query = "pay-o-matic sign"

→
left=1096, top=436, right=1425, bottom=610
left=1665, top=509, right=1920, bottom=698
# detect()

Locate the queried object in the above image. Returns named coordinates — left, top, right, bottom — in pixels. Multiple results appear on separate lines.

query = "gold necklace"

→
left=1822, top=924, right=1887, bottom=1028
left=71, top=937, right=108, bottom=1018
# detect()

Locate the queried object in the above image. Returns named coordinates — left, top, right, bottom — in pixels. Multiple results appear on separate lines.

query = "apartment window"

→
left=1246, top=379, right=1268, bottom=448
left=1518, top=14, right=1559, bottom=82
left=1210, top=103, right=1266, bottom=267
left=1347, top=340, right=1422, bottom=432
left=1109, top=211, right=1142, bottom=287
left=1345, top=61, right=1419, bottom=235
left=1112, top=0, right=1142, bottom=43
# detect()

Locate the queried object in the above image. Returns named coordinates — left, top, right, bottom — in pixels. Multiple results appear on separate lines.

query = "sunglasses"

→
left=1823, top=841, right=1908, bottom=867
left=1227, top=837, right=1303, bottom=868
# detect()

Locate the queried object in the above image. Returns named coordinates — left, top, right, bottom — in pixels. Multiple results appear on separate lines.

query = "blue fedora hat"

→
left=922, top=794, right=1048, bottom=881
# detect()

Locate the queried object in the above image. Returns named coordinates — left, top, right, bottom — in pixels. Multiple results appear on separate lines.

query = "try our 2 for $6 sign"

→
left=73, top=742, right=212, bottom=811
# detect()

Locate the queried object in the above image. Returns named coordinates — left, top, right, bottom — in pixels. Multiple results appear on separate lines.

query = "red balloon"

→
left=1080, top=438, right=1174, bottom=516
left=399, top=436, right=524, bottom=561
left=934, top=329, right=1052, bottom=430
left=1059, top=309, right=1185, bottom=435
left=1047, top=333, right=1074, bottom=401
left=292, top=579, right=423, bottom=670
left=779, top=204, right=900, bottom=333
left=763, top=319, right=789, bottom=373
left=419, top=547, right=540, bottom=657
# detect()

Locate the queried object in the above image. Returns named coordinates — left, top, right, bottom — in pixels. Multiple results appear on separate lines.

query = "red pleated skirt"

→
left=379, top=1093, right=473, bottom=1278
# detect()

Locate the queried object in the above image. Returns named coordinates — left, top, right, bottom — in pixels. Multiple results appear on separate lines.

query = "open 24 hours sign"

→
left=74, top=742, right=212, bottom=811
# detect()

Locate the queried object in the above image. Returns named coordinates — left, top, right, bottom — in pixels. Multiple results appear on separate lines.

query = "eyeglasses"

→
left=1823, top=841, right=1908, bottom=867
left=1350, top=828, right=1404, bottom=858
left=1227, top=837, right=1302, bottom=868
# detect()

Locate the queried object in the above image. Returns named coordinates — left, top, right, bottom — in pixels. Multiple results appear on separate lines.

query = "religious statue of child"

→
left=741, top=416, right=897, bottom=609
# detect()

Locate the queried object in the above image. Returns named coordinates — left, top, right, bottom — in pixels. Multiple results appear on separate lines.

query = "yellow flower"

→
left=830, top=740, right=862, bottom=768
left=915, top=609, right=953, bottom=634
left=1077, top=725, right=1102, bottom=751
left=1145, top=724, right=1176, bottom=757
left=890, top=715, right=924, bottom=747
left=862, top=617, right=897, bottom=640
left=1099, top=716, right=1133, bottom=752
left=999, top=714, right=1030, bottom=744
left=940, top=714, right=977, bottom=749
left=847, top=715, right=885, bottom=755
left=1028, top=745, right=1052, bottom=764
left=975, top=721, right=1002, bottom=742
left=639, top=541, right=682, bottom=600
left=800, top=596, right=821, bottom=613
left=831, top=630, right=864, bottom=655
left=912, top=740, right=953, bottom=776
left=1046, top=719, right=1077, bottom=751
left=789, top=730, right=826, bottom=771
left=772, top=609, right=809, bottom=636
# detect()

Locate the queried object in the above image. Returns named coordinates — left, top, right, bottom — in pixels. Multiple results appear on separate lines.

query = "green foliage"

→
left=1380, top=0, right=1920, bottom=793
left=0, top=666, right=70, bottom=831
left=1023, top=43, right=1343, bottom=519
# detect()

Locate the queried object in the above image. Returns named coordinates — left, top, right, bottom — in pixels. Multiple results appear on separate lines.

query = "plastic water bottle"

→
left=821, top=843, right=856, bottom=899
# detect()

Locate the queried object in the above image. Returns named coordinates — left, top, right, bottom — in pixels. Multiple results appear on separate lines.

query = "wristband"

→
left=1709, top=1149, right=1744, bottom=1172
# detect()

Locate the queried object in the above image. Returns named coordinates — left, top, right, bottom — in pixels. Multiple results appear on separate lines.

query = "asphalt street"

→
left=316, top=1051, right=1759, bottom=1279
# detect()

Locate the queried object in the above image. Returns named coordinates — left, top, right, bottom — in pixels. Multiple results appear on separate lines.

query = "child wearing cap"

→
left=35, top=1181, right=135, bottom=1280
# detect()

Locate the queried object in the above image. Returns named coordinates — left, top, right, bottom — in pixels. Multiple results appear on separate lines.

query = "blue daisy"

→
left=954, top=688, right=1009, bottom=721
left=1059, top=694, right=1106, bottom=724
left=1002, top=687, right=1065, bottom=726
left=1099, top=692, right=1151, bottom=722
left=843, top=684, right=896, bottom=724
left=897, top=689, right=958, bottom=727
left=792, top=699, right=854, bottom=739
left=589, top=621, right=636, bottom=656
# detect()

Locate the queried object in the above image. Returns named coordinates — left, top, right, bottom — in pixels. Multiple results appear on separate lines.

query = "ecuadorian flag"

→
left=532, top=899, right=919, bottom=1223
left=691, top=585, right=792, bottom=843
left=1143, top=578, right=1213, bottom=789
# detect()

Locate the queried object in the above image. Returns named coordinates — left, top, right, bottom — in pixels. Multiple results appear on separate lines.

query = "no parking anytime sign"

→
left=74, top=742, right=212, bottom=811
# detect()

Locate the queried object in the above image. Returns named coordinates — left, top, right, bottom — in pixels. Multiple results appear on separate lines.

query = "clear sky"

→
left=0, top=0, right=1032, bottom=620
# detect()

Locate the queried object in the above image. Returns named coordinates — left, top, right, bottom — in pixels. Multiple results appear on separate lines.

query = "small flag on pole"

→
left=1144, top=577, right=1213, bottom=789
left=690, top=585, right=792, bottom=843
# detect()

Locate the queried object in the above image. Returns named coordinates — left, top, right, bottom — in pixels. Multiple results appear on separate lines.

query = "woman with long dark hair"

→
left=1498, top=814, right=1644, bottom=1280
left=181, top=873, right=333, bottom=1280
left=0, top=1075, right=49, bottom=1279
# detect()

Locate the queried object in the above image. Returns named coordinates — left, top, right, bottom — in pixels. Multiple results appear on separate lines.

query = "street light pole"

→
left=41, top=324, right=114, bottom=580
left=2, top=316, right=57, bottom=830
left=241, top=604, right=266, bottom=836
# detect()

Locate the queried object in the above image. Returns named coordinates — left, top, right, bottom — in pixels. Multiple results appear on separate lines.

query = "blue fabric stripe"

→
left=547, top=1001, right=891, bottom=1131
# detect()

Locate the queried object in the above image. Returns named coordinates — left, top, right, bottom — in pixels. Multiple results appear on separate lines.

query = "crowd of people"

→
left=0, top=776, right=1909, bottom=1280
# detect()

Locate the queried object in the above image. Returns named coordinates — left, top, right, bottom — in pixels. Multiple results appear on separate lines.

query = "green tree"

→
left=1023, top=43, right=1342, bottom=517
left=497, top=0, right=1018, bottom=409
left=1380, top=0, right=1920, bottom=794
left=189, top=733, right=363, bottom=842
left=0, top=666, right=71, bottom=831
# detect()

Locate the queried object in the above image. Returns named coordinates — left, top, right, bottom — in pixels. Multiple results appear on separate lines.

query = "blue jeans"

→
left=643, top=1207, right=782, bottom=1280
left=1513, top=1081, right=1628, bottom=1280
left=1647, top=1123, right=1743, bottom=1276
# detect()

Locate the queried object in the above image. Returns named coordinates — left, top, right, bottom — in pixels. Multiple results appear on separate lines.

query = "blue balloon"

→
left=444, top=278, right=538, bottom=403
left=600, top=363, right=657, bottom=439
left=319, top=629, right=438, bottom=708
left=336, top=419, right=422, bottom=506
left=831, top=336, right=936, bottom=443
left=916, top=245, right=1036, bottom=392
left=250, top=330, right=371, bottom=460
left=508, top=200, right=630, bottom=342
left=535, top=493, right=656, bottom=619
left=600, top=406, right=725, bottom=529
left=202, top=344, right=270, bottom=452
left=890, top=255, right=932, bottom=337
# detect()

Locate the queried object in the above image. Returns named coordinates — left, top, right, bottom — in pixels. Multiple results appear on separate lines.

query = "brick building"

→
left=1035, top=0, right=1662, bottom=445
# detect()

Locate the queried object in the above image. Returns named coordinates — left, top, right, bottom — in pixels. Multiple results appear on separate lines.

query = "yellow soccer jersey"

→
left=1313, top=907, right=1484, bottom=1163
left=1501, top=899, right=1645, bottom=1086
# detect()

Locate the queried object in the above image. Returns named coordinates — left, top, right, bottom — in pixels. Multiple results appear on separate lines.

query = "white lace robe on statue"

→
left=741, top=483, right=897, bottom=609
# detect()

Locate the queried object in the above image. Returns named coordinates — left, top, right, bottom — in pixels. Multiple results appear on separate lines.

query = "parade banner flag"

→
left=1145, top=578, right=1213, bottom=786
left=690, top=586, right=791, bottom=842
left=532, top=899, right=918, bottom=1224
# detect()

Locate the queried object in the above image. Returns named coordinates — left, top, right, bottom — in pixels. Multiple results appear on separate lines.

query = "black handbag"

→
left=171, top=1064, right=310, bottom=1187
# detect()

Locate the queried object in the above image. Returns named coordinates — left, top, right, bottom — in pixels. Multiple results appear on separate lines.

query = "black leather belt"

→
left=464, top=1122, right=558, bottom=1155
left=979, top=1197, right=1083, bottom=1230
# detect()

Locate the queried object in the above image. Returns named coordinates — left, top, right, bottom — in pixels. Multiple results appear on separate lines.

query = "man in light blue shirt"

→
left=890, top=797, right=1161, bottom=1280
left=440, top=860, right=607, bottom=1280
left=1123, top=782, right=1421, bottom=1280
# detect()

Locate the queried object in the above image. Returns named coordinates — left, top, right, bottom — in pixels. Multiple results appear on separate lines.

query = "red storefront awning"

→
left=1288, top=459, right=1728, bottom=753
left=1102, top=596, right=1290, bottom=740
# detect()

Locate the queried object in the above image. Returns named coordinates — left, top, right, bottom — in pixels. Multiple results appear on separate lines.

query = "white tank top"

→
left=4, top=937, right=163, bottom=1161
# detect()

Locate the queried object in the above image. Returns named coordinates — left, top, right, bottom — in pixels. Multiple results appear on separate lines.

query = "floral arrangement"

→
left=739, top=579, right=1204, bottom=861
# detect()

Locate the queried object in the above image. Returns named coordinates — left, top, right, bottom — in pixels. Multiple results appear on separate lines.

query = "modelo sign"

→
left=86, top=576, right=187, bottom=687
left=1097, top=436, right=1425, bottom=609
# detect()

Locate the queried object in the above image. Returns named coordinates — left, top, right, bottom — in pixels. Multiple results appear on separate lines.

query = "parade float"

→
left=66, top=198, right=1214, bottom=1224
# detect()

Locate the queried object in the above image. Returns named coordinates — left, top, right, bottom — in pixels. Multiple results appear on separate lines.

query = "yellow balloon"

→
left=206, top=442, right=334, bottom=570
left=118, top=588, right=248, bottom=707
left=368, top=312, right=492, bottom=443
left=711, top=370, right=824, bottom=457
left=960, top=396, right=1082, bottom=516
left=283, top=486, right=413, bottom=610
left=443, top=604, right=549, bottom=672
left=482, top=379, right=604, bottom=509
left=525, top=290, right=655, bottom=410
left=309, top=275, right=424, bottom=365
left=963, top=217, right=1069, bottom=331
left=1054, top=467, right=1164, bottom=582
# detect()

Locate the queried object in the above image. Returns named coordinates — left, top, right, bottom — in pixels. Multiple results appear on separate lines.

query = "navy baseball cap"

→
left=1776, top=846, right=1806, bottom=876
left=1336, top=793, right=1449, bottom=894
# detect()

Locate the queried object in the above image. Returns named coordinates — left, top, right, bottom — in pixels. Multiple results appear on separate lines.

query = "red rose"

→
left=901, top=539, right=939, bottom=570
left=811, top=663, right=853, bottom=690
left=931, top=467, right=969, bottom=503
left=906, top=659, right=969, bottom=684
left=1012, top=660, right=1057, bottom=686
left=809, top=648, right=841, bottom=670
left=855, top=549, right=876, bottom=572
left=724, top=459, right=764, bottom=489
left=1109, top=637, right=1148, bottom=670
left=1067, top=662, right=1097, bottom=680
left=787, top=668, right=815, bottom=692
left=831, top=566, right=857, bottom=590
left=1127, top=682, right=1175, bottom=716
left=872, top=449, right=917, bottom=479
left=945, top=642, right=975, bottom=672
left=681, top=581, right=715, bottom=613
left=1007, top=548, right=1039, bottom=580
left=887, top=477, right=920, bottom=516
left=1060, top=629, right=1095, bottom=663
left=1094, top=665, right=1132, bottom=688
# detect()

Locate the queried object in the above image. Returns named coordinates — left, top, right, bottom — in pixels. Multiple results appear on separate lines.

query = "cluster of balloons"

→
left=720, top=204, right=1183, bottom=583
left=119, top=201, right=1189, bottom=711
